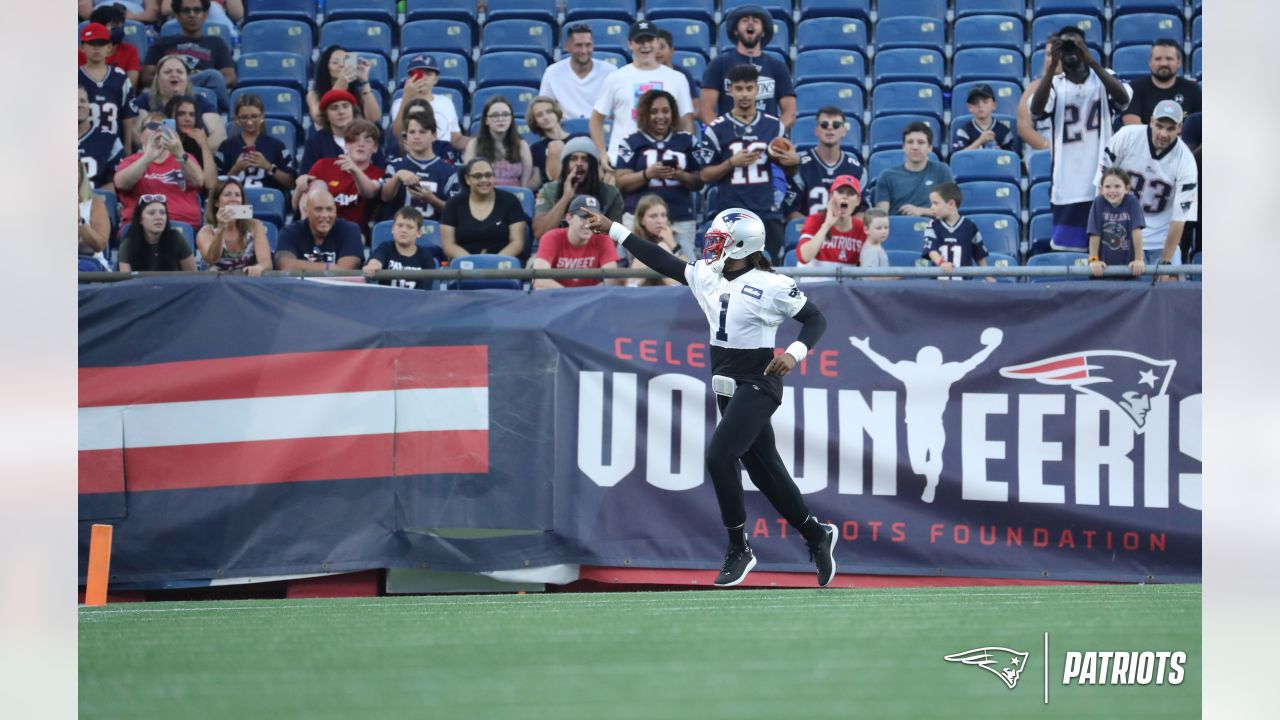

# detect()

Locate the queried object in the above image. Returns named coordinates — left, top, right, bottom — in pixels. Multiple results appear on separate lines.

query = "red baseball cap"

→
left=318, top=88, right=359, bottom=112
left=80, top=22, right=111, bottom=43
left=830, top=174, right=862, bottom=195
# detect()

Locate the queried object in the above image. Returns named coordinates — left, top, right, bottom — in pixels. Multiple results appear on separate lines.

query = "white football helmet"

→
left=703, top=208, right=766, bottom=273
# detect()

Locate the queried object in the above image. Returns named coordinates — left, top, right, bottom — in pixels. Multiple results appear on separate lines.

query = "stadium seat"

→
left=1028, top=214, right=1054, bottom=255
left=230, top=86, right=302, bottom=123
left=652, top=18, right=711, bottom=56
left=471, top=86, right=539, bottom=121
left=886, top=249, right=930, bottom=269
left=245, top=0, right=316, bottom=26
left=1112, top=14, right=1184, bottom=50
left=794, top=50, right=867, bottom=87
left=263, top=221, right=279, bottom=254
left=498, top=187, right=536, bottom=221
left=968, top=214, right=1021, bottom=257
left=1191, top=47, right=1202, bottom=79
left=120, top=19, right=150, bottom=59
left=985, top=252, right=1018, bottom=281
left=1027, top=150, right=1053, bottom=186
left=954, top=0, right=1024, bottom=19
left=672, top=52, right=707, bottom=85
left=241, top=20, right=313, bottom=60
left=884, top=217, right=931, bottom=253
left=868, top=115, right=941, bottom=154
left=237, top=53, right=309, bottom=93
left=1111, top=46, right=1153, bottom=82
left=878, top=0, right=946, bottom=20
left=1032, top=0, right=1103, bottom=19
left=1112, top=0, right=1183, bottom=17
left=405, top=0, right=478, bottom=27
left=401, top=20, right=473, bottom=56
left=795, top=18, right=869, bottom=53
left=448, top=255, right=524, bottom=290
left=958, top=182, right=1020, bottom=216
left=485, top=0, right=557, bottom=25
left=950, top=149, right=1020, bottom=184
left=873, top=17, right=945, bottom=52
left=798, top=0, right=871, bottom=22
left=722, top=0, right=793, bottom=24
left=578, top=19, right=632, bottom=55
left=481, top=20, right=555, bottom=59
left=1029, top=182, right=1051, bottom=218
left=475, top=52, right=547, bottom=89
left=396, top=52, right=471, bottom=94
left=561, top=118, right=590, bottom=136
left=263, top=119, right=299, bottom=158
left=788, top=116, right=862, bottom=154
left=1032, top=15, right=1104, bottom=54
left=643, top=0, right=714, bottom=26
left=870, top=82, right=943, bottom=122
left=867, top=150, right=940, bottom=185
left=873, top=49, right=945, bottom=87
left=318, top=20, right=393, bottom=62
left=784, top=217, right=805, bottom=251
left=1025, top=251, right=1090, bottom=281
left=565, top=0, right=637, bottom=23
left=953, top=15, right=1025, bottom=52
left=595, top=52, right=630, bottom=70
left=324, top=0, right=396, bottom=24
left=717, top=19, right=790, bottom=56
left=952, top=48, right=1025, bottom=86
left=950, top=81, right=1021, bottom=118
left=245, top=187, right=286, bottom=227
left=796, top=83, right=865, bottom=120
left=782, top=249, right=799, bottom=267
left=192, top=86, right=219, bottom=112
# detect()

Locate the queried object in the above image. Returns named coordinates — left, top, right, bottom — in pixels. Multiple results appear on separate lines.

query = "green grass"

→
left=79, top=585, right=1200, bottom=719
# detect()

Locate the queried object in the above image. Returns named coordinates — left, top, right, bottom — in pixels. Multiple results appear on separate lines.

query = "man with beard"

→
left=533, top=136, right=624, bottom=238
left=540, top=23, right=617, bottom=120
left=698, top=4, right=796, bottom=130
left=1030, top=27, right=1131, bottom=253
left=1121, top=39, right=1202, bottom=126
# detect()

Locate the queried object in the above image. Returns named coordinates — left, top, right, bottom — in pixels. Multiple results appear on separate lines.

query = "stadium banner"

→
left=79, top=278, right=1201, bottom=584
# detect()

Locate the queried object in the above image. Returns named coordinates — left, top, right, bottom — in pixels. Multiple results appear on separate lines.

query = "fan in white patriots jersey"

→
left=580, top=205, right=840, bottom=589
left=1096, top=101, right=1198, bottom=268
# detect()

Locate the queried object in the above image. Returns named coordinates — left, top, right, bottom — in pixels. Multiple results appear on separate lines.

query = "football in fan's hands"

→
left=768, top=137, right=794, bottom=155
left=981, top=327, right=1003, bottom=346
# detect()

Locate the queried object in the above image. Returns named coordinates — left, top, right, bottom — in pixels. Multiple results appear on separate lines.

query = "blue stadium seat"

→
left=471, top=86, right=539, bottom=120
left=871, top=82, right=943, bottom=122
left=405, top=0, right=478, bottom=27
left=884, top=217, right=932, bottom=253
left=498, top=187, right=536, bottom=221
left=1191, top=47, right=1202, bottom=79
left=789, top=115, right=862, bottom=154
left=565, top=0, right=637, bottom=23
left=784, top=217, right=805, bottom=251
left=230, top=86, right=303, bottom=123
left=324, top=0, right=396, bottom=24
left=1032, top=0, right=1103, bottom=19
left=481, top=20, right=555, bottom=58
left=578, top=19, right=632, bottom=55
left=263, top=119, right=299, bottom=158
left=1112, top=0, right=1183, bottom=17
left=969, top=214, right=1021, bottom=257
left=448, top=255, right=524, bottom=290
left=1032, top=15, right=1104, bottom=53
left=952, top=48, right=1025, bottom=86
left=877, top=0, right=946, bottom=20
left=475, top=52, right=547, bottom=89
left=644, top=0, right=714, bottom=26
left=245, top=187, right=286, bottom=227
left=958, top=181, right=1020, bottom=216
left=1029, top=182, right=1051, bottom=218
left=795, top=18, right=869, bottom=53
left=796, top=83, right=865, bottom=120
left=1111, top=46, right=1153, bottom=82
left=798, top=0, right=871, bottom=22
left=873, top=49, right=945, bottom=86
left=241, top=21, right=313, bottom=59
left=985, top=252, right=1019, bottom=281
left=1025, top=251, right=1090, bottom=281
left=886, top=250, right=930, bottom=268
left=950, top=149, right=1021, bottom=183
left=953, top=15, right=1025, bottom=52
left=1112, top=14, right=1184, bottom=50
left=722, top=0, right=793, bottom=24
left=868, top=115, right=941, bottom=154
left=955, top=0, right=1024, bottom=19
left=318, top=20, right=393, bottom=62
left=237, top=53, right=309, bottom=93
left=396, top=51, right=471, bottom=94
left=652, top=18, right=711, bottom=56
left=192, top=86, right=219, bottom=111
left=1192, top=15, right=1202, bottom=47
left=1028, top=214, right=1054, bottom=255
left=794, top=50, right=867, bottom=87
left=873, top=17, right=945, bottom=52
left=120, top=19, right=150, bottom=59
left=950, top=80, right=1022, bottom=117
left=1027, top=150, right=1053, bottom=186
left=717, top=19, right=790, bottom=55
left=672, top=52, right=707, bottom=84
left=485, top=0, right=557, bottom=25
left=782, top=249, right=799, bottom=267
left=245, top=0, right=317, bottom=26
left=401, top=20, right=473, bottom=56
left=949, top=114, right=1016, bottom=152
left=263, top=221, right=279, bottom=254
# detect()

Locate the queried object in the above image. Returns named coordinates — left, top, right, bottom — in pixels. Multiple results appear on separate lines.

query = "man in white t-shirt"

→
left=389, top=54, right=465, bottom=151
left=539, top=23, right=617, bottom=120
left=589, top=20, right=695, bottom=171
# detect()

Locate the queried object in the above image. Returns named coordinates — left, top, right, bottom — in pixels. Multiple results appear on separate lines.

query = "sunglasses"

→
left=468, top=172, right=495, bottom=180
left=140, top=194, right=168, bottom=204
left=818, top=120, right=844, bottom=129
left=143, top=121, right=164, bottom=131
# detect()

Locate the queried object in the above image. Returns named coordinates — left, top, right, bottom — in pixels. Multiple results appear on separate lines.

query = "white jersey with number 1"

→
left=1097, top=124, right=1199, bottom=254
left=1040, top=68, right=1131, bottom=205
left=685, top=261, right=806, bottom=350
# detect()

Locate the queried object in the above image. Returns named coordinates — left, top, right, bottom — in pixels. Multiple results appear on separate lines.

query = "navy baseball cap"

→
left=406, top=54, right=439, bottom=75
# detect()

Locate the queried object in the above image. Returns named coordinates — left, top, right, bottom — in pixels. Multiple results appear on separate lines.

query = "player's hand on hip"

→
left=765, top=353, right=797, bottom=376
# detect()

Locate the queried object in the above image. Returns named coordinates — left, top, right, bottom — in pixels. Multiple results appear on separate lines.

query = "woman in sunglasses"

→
left=113, top=112, right=205, bottom=227
left=462, top=96, right=534, bottom=189
left=118, top=195, right=197, bottom=272
left=439, top=158, right=527, bottom=259
left=136, top=55, right=226, bottom=150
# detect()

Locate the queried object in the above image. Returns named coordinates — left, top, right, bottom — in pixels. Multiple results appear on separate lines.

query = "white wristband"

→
left=785, top=341, right=808, bottom=363
left=608, top=222, right=630, bottom=246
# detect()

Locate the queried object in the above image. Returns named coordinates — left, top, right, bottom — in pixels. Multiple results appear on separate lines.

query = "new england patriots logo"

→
left=719, top=211, right=755, bottom=229
left=944, top=647, right=1030, bottom=689
left=999, top=351, right=1176, bottom=431
left=143, top=168, right=189, bottom=192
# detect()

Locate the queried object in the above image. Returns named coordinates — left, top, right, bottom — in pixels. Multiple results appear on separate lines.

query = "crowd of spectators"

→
left=78, top=1, right=1203, bottom=284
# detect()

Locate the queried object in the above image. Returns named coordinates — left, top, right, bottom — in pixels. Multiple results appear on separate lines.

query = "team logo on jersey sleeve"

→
left=1000, top=351, right=1175, bottom=430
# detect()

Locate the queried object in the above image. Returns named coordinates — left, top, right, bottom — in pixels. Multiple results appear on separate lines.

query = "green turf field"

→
left=79, top=584, right=1200, bottom=719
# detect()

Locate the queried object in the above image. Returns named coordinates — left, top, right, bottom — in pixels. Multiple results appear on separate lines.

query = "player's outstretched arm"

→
left=958, top=328, right=1004, bottom=372
left=849, top=336, right=897, bottom=374
left=580, top=209, right=689, bottom=285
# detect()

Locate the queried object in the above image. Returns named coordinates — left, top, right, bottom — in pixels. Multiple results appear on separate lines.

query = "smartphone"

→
left=241, top=145, right=257, bottom=155
left=661, top=158, right=679, bottom=168
left=227, top=205, right=253, bottom=220
left=343, top=53, right=358, bottom=74
left=408, top=68, right=427, bottom=82
left=162, top=118, right=177, bottom=134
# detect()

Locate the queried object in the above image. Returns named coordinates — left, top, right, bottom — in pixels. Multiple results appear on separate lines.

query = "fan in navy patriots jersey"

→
left=79, top=57, right=138, bottom=150
left=78, top=86, right=123, bottom=189
left=694, top=70, right=787, bottom=220
left=382, top=155, right=459, bottom=220
left=785, top=147, right=867, bottom=219
left=615, top=89, right=702, bottom=221
left=922, top=183, right=989, bottom=278
left=215, top=134, right=294, bottom=192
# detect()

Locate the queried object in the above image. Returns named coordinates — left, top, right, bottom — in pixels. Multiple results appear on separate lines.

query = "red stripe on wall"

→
left=396, top=430, right=489, bottom=475
left=79, top=449, right=124, bottom=494
left=79, top=346, right=488, bottom=408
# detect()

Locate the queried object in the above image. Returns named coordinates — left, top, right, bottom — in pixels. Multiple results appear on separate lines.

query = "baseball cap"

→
left=318, top=88, right=359, bottom=111
left=568, top=195, right=601, bottom=216
left=830, top=175, right=862, bottom=195
left=966, top=84, right=995, bottom=103
left=405, top=54, right=439, bottom=75
left=80, top=22, right=111, bottom=43
left=561, top=135, right=599, bottom=161
left=629, top=21, right=658, bottom=41
left=1152, top=99, right=1184, bottom=124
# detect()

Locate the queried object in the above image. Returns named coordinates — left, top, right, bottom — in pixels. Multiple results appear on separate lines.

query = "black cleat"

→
left=714, top=544, right=757, bottom=587
left=806, top=523, right=839, bottom=587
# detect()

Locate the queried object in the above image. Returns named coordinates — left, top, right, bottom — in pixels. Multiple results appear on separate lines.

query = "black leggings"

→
left=706, top=383, right=812, bottom=530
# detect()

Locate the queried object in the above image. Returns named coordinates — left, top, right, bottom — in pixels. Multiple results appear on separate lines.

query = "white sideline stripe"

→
left=78, top=388, right=488, bottom=451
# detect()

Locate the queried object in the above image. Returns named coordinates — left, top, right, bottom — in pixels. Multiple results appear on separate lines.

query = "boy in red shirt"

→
left=796, top=174, right=866, bottom=281
left=294, top=119, right=384, bottom=237
left=531, top=195, right=620, bottom=289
